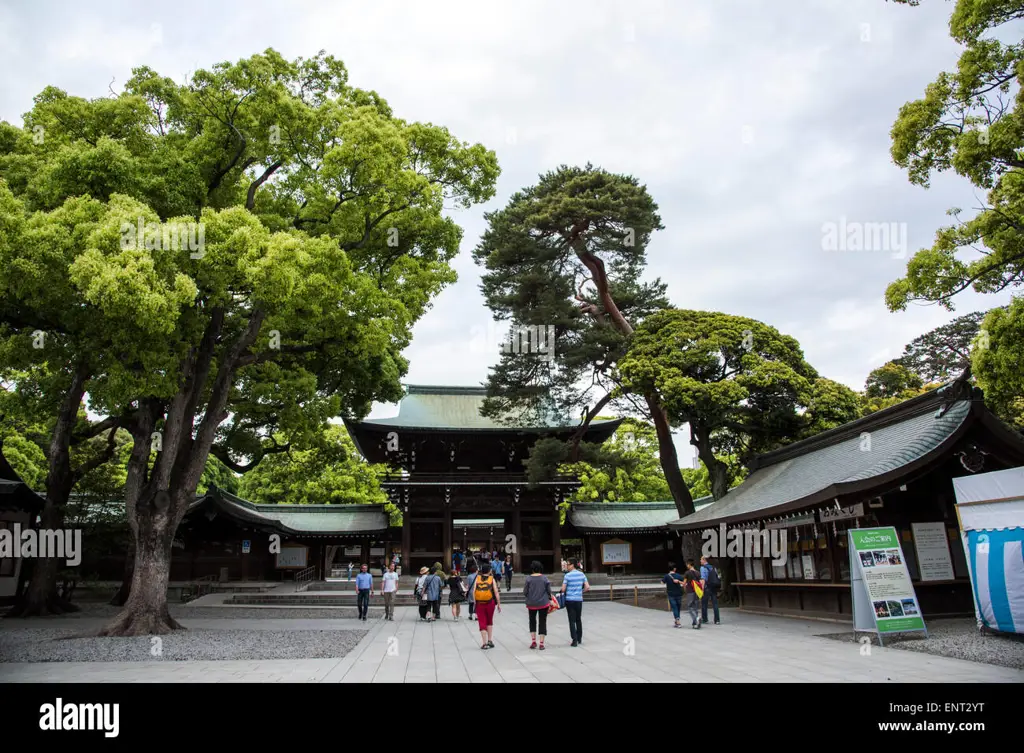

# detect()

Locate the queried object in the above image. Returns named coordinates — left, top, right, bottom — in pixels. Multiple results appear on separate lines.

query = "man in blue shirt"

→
left=355, top=564, right=372, bottom=621
left=559, top=557, right=589, bottom=646
left=492, top=557, right=503, bottom=581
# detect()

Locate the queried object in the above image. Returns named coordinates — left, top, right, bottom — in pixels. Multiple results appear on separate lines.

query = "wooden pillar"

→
left=552, top=508, right=562, bottom=573
left=443, top=507, right=452, bottom=571
left=511, top=508, right=522, bottom=574
left=402, top=509, right=411, bottom=576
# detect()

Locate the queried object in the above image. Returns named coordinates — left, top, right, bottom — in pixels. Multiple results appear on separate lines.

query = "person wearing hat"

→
left=416, top=567, right=431, bottom=621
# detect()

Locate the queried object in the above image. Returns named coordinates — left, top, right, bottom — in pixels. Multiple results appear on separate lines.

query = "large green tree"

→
left=885, top=0, right=1024, bottom=425
left=0, top=49, right=497, bottom=634
left=887, top=0, right=1024, bottom=309
left=618, top=309, right=862, bottom=499
left=472, top=164, right=695, bottom=515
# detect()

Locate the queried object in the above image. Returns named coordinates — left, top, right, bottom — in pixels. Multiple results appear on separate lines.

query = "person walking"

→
left=504, top=555, right=514, bottom=591
left=700, top=556, right=721, bottom=625
left=381, top=562, right=399, bottom=621
left=473, top=562, right=501, bottom=649
left=416, top=566, right=431, bottom=621
left=430, top=563, right=445, bottom=620
left=425, top=565, right=444, bottom=621
left=492, top=556, right=503, bottom=586
left=560, top=557, right=589, bottom=647
left=523, top=560, right=553, bottom=650
left=355, top=563, right=372, bottom=621
left=465, top=559, right=479, bottom=621
left=684, top=561, right=703, bottom=629
left=447, top=568, right=467, bottom=620
left=663, top=562, right=686, bottom=628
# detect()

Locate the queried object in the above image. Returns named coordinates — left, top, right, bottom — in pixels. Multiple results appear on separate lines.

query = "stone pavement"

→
left=1, top=602, right=1020, bottom=682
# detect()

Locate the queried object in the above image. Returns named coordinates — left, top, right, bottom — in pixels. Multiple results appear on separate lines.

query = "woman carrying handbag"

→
left=522, top=560, right=553, bottom=650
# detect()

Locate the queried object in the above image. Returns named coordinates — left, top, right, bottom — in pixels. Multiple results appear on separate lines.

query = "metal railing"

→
left=295, top=565, right=317, bottom=592
left=180, top=574, right=217, bottom=602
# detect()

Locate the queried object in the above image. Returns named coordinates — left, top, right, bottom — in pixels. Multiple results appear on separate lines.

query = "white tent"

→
left=952, top=467, right=1024, bottom=634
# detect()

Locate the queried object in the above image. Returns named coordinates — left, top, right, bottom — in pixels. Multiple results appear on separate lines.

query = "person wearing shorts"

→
left=474, top=562, right=501, bottom=649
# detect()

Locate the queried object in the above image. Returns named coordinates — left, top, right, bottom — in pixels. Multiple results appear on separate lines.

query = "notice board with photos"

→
left=848, top=527, right=927, bottom=645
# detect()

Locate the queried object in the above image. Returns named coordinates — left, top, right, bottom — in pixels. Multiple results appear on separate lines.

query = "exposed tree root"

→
left=97, top=608, right=185, bottom=637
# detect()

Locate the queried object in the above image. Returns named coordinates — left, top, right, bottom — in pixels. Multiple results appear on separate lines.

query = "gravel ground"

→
left=816, top=618, right=1024, bottom=670
left=0, top=601, right=375, bottom=662
left=0, top=627, right=367, bottom=662
left=1, top=601, right=376, bottom=621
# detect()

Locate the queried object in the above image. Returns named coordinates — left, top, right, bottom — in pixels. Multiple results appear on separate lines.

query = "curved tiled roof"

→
left=670, top=394, right=976, bottom=530
left=570, top=497, right=714, bottom=533
left=351, top=385, right=621, bottom=431
left=187, top=488, right=390, bottom=535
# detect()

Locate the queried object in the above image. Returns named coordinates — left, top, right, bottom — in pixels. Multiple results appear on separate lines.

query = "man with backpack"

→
left=473, top=562, right=501, bottom=649
left=700, top=555, right=721, bottom=625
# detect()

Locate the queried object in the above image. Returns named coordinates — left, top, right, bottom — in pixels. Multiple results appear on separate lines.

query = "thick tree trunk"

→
left=99, top=491, right=182, bottom=636
left=646, top=395, right=695, bottom=517
left=5, top=370, right=86, bottom=618
left=690, top=425, right=730, bottom=501
left=109, top=534, right=135, bottom=606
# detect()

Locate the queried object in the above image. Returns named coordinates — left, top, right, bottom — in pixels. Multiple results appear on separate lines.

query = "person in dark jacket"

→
left=523, top=560, right=553, bottom=650
left=504, top=555, right=514, bottom=591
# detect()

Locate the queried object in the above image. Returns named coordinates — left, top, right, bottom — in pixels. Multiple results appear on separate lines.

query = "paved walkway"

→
left=1, top=603, right=1020, bottom=682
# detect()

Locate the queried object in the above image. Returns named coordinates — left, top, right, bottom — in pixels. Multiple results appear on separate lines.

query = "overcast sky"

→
left=1, top=0, right=1012, bottom=465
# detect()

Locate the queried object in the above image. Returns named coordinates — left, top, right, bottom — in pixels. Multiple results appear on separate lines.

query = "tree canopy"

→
left=0, top=48, right=498, bottom=632
left=618, top=309, right=861, bottom=499
left=886, top=0, right=1024, bottom=310
left=471, top=163, right=694, bottom=515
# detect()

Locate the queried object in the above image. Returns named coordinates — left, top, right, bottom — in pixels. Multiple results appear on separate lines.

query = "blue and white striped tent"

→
left=953, top=467, right=1024, bottom=634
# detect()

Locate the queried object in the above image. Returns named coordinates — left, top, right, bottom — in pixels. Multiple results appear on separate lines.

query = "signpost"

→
left=242, top=540, right=251, bottom=554
left=849, top=527, right=927, bottom=646
left=910, top=522, right=954, bottom=581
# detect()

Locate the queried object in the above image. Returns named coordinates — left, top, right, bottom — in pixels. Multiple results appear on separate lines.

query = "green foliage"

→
left=237, top=424, right=398, bottom=523
left=0, top=48, right=498, bottom=507
left=471, top=163, right=669, bottom=426
left=865, top=361, right=925, bottom=399
left=972, top=296, right=1024, bottom=426
left=558, top=419, right=671, bottom=503
left=198, top=456, right=239, bottom=495
left=894, top=310, right=990, bottom=382
left=886, top=1, right=1024, bottom=309
left=620, top=309, right=858, bottom=453
left=681, top=457, right=747, bottom=499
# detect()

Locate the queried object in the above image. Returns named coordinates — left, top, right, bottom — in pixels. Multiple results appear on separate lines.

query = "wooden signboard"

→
left=600, top=538, right=631, bottom=565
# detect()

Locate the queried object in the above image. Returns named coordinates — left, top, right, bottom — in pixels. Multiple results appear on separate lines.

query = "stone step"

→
left=225, top=586, right=663, bottom=607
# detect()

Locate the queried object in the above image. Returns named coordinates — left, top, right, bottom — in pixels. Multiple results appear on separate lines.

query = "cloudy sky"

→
left=1, top=0, right=1011, bottom=464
